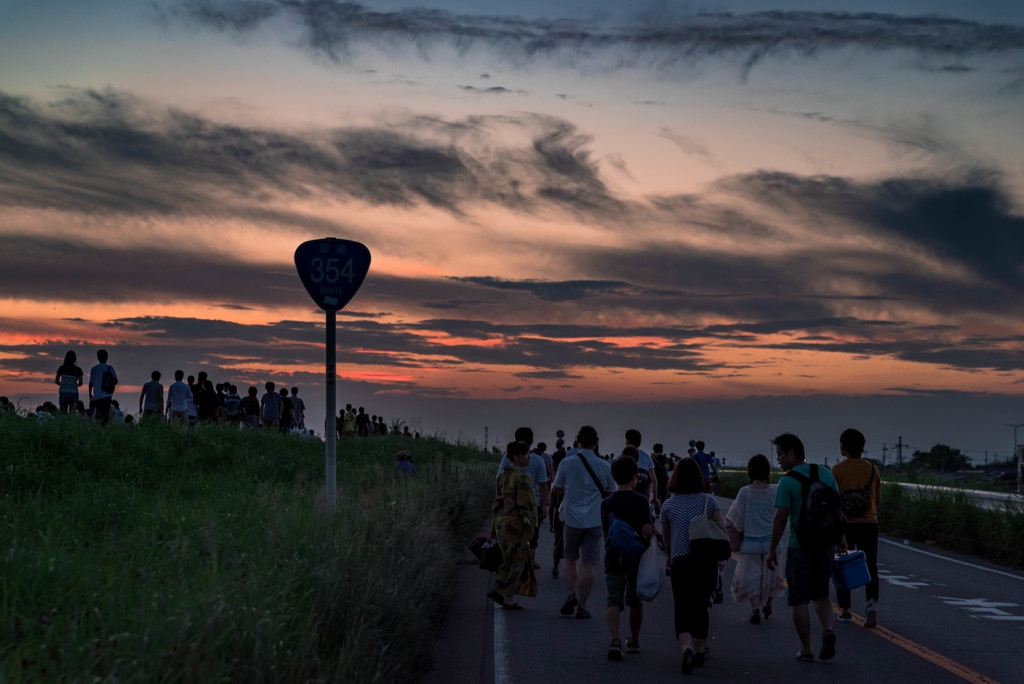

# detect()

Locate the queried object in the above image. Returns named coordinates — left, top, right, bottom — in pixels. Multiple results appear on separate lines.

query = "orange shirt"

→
left=832, top=458, right=881, bottom=522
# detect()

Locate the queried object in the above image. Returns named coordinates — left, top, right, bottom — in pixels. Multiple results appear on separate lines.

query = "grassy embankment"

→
left=716, top=470, right=1024, bottom=569
left=0, top=414, right=494, bottom=682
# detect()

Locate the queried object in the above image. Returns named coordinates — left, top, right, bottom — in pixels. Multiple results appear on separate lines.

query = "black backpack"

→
left=786, top=464, right=845, bottom=551
left=100, top=365, right=117, bottom=394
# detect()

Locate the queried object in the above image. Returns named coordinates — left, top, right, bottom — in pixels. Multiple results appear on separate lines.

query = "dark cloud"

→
left=515, top=370, right=584, bottom=381
left=457, top=85, right=527, bottom=95
left=704, top=317, right=902, bottom=338
left=0, top=88, right=618, bottom=220
left=0, top=235, right=299, bottom=305
left=763, top=338, right=1024, bottom=373
left=448, top=276, right=662, bottom=302
left=210, top=303, right=257, bottom=311
left=408, top=319, right=701, bottom=341
left=658, top=127, right=718, bottom=166
left=752, top=106, right=978, bottom=163
left=724, top=170, right=1024, bottom=289
left=166, top=2, right=1024, bottom=79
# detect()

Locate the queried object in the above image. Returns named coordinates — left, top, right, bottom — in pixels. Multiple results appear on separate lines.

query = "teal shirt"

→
left=774, top=463, right=840, bottom=549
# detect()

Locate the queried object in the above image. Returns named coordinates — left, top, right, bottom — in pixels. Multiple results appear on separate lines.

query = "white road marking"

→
left=937, top=596, right=1024, bottom=621
left=494, top=604, right=513, bottom=684
left=880, top=538, right=1024, bottom=581
left=878, top=569, right=931, bottom=589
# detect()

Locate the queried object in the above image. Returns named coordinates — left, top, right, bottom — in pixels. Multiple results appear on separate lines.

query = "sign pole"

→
left=294, top=237, right=371, bottom=514
left=325, top=310, right=337, bottom=511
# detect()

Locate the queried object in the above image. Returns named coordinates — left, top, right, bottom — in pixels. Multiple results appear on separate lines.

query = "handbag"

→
left=636, top=538, right=664, bottom=601
left=688, top=494, right=732, bottom=562
left=475, top=479, right=508, bottom=573
left=469, top=536, right=503, bottom=572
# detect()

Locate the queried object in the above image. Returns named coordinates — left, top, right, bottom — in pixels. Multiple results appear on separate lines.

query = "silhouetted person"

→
left=55, top=350, right=84, bottom=414
left=139, top=370, right=163, bottom=421
left=88, top=349, right=117, bottom=425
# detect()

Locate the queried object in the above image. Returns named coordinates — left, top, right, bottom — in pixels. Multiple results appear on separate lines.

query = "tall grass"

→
left=0, top=414, right=494, bottom=682
left=880, top=483, right=1024, bottom=568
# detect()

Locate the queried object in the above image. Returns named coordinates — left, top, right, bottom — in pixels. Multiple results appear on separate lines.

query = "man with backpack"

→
left=767, top=433, right=847, bottom=663
left=88, top=349, right=118, bottom=426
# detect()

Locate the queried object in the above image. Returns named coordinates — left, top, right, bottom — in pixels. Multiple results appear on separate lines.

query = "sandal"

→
left=501, top=602, right=524, bottom=610
left=795, top=651, right=814, bottom=662
left=682, top=648, right=694, bottom=674
left=607, top=639, right=623, bottom=661
left=819, top=629, right=836, bottom=661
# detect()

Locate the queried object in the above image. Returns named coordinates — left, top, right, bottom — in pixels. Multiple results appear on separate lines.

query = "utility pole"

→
left=897, top=436, right=904, bottom=470
left=881, top=443, right=888, bottom=470
left=484, top=426, right=489, bottom=453
left=1006, top=424, right=1023, bottom=494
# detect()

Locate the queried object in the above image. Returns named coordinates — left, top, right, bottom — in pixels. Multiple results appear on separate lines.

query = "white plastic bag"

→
left=636, top=541, right=664, bottom=602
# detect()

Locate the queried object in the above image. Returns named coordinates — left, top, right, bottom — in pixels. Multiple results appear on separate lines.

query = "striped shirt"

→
left=661, top=492, right=720, bottom=559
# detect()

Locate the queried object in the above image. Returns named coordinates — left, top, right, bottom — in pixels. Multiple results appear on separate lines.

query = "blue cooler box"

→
left=832, top=551, right=870, bottom=591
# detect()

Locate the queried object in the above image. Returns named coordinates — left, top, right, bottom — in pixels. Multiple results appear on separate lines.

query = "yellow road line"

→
left=833, top=606, right=1002, bottom=684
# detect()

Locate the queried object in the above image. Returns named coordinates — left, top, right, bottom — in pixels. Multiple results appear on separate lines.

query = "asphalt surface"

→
left=422, top=498, right=1024, bottom=684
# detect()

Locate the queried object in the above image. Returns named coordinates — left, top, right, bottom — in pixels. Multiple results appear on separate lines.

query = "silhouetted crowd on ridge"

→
left=5, top=348, right=414, bottom=441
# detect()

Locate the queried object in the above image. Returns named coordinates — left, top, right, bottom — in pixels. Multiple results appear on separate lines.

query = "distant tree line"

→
left=908, top=444, right=1015, bottom=472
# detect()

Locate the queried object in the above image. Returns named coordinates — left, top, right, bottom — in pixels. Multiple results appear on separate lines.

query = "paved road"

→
left=422, top=499, right=1024, bottom=684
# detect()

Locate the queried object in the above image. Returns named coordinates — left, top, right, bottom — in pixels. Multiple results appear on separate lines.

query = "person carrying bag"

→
left=660, top=459, right=728, bottom=674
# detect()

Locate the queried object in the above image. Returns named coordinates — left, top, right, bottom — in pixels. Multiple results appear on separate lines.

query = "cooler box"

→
left=832, top=550, right=870, bottom=591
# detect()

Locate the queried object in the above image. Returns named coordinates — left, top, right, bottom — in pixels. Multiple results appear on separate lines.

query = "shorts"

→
left=563, top=525, right=602, bottom=564
left=785, top=546, right=835, bottom=606
left=605, top=566, right=641, bottom=610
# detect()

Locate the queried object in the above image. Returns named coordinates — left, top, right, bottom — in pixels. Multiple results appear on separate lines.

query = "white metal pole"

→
left=326, top=310, right=337, bottom=512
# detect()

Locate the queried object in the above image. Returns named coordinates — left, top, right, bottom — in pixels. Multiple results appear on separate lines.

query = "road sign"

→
left=294, top=238, right=371, bottom=312
left=293, top=237, right=371, bottom=512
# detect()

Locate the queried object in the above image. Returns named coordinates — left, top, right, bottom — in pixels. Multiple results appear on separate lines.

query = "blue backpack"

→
left=608, top=515, right=647, bottom=560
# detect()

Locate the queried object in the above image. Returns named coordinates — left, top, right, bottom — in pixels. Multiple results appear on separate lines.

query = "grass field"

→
left=0, top=414, right=493, bottom=682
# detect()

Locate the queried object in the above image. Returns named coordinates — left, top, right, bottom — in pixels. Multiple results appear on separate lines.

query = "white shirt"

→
left=552, top=448, right=615, bottom=529
left=636, top=447, right=655, bottom=471
left=167, top=381, right=194, bottom=413
left=89, top=363, right=116, bottom=400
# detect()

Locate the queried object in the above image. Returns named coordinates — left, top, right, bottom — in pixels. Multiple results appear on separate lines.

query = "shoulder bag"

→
left=839, top=466, right=875, bottom=519
left=577, top=452, right=611, bottom=498
left=688, top=494, right=732, bottom=562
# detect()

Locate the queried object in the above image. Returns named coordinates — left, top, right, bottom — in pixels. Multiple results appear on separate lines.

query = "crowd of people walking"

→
left=486, top=424, right=881, bottom=675
left=11, top=349, right=408, bottom=441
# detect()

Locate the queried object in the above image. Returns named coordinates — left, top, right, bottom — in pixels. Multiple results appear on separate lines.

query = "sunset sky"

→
left=3, top=1, right=1024, bottom=463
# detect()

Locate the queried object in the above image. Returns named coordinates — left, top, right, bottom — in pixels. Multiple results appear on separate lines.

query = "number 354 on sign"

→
left=294, top=238, right=371, bottom=312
